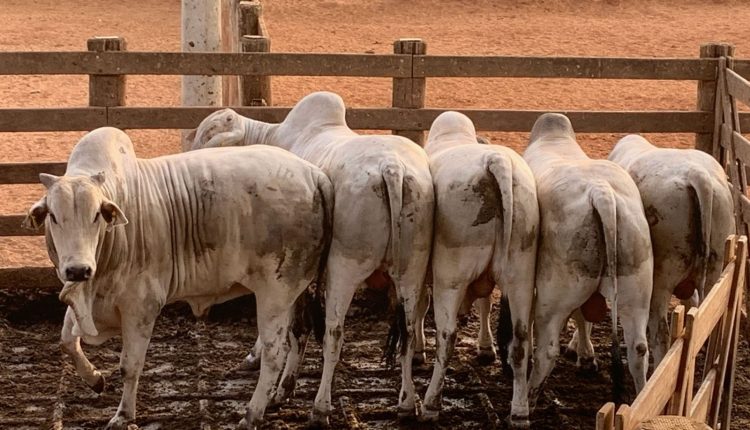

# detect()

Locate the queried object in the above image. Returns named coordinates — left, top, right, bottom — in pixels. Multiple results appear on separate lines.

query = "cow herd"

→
left=22, top=91, right=734, bottom=429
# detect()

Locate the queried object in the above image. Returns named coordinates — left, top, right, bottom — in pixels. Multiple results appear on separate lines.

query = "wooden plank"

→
left=726, top=68, right=750, bottom=108
left=739, top=195, right=750, bottom=227
left=732, top=131, right=750, bottom=167
left=241, top=36, right=272, bottom=106
left=0, top=51, right=412, bottom=77
left=626, top=338, right=684, bottom=428
left=690, top=368, right=717, bottom=423
left=108, top=106, right=716, bottom=132
left=415, top=56, right=718, bottom=80
left=0, top=162, right=66, bottom=185
left=0, top=108, right=106, bottom=132
left=0, top=215, right=43, bottom=237
left=596, top=402, right=615, bottom=430
left=692, top=262, right=736, bottom=348
left=734, top=60, right=750, bottom=79
left=718, top=238, right=747, bottom=430
left=614, top=404, right=631, bottom=430
left=0, top=266, right=60, bottom=290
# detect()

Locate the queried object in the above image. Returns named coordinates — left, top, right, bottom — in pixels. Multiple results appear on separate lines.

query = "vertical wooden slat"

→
left=718, top=237, right=747, bottom=430
left=239, top=1, right=271, bottom=106
left=87, top=37, right=126, bottom=107
left=392, top=38, right=426, bottom=145
left=240, top=36, right=272, bottom=106
left=696, top=43, right=734, bottom=153
left=221, top=0, right=240, bottom=106
left=596, top=402, right=615, bottom=430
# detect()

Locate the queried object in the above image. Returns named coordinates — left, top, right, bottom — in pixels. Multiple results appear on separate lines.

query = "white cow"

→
left=608, top=134, right=735, bottom=365
left=188, top=91, right=434, bottom=423
left=421, top=112, right=538, bottom=426
left=523, top=114, right=653, bottom=406
left=23, top=127, right=333, bottom=429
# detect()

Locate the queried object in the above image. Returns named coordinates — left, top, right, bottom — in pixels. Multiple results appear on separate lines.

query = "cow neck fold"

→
left=243, top=118, right=279, bottom=147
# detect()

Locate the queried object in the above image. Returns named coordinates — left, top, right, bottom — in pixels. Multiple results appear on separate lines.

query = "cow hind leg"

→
left=567, top=310, right=598, bottom=373
left=476, top=296, right=497, bottom=365
left=241, top=297, right=291, bottom=429
left=647, top=284, right=672, bottom=369
left=310, top=260, right=366, bottom=427
left=272, top=328, right=309, bottom=405
left=60, top=307, right=105, bottom=393
left=421, top=283, right=465, bottom=421
left=412, top=288, right=430, bottom=366
left=528, top=309, right=567, bottom=410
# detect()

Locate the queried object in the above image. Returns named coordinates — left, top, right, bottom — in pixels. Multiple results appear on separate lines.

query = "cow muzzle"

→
left=64, top=264, right=94, bottom=282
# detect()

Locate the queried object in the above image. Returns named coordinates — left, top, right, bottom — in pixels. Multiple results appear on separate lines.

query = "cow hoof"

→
left=104, top=415, right=132, bottom=430
left=412, top=351, right=426, bottom=366
left=238, top=417, right=255, bottom=430
left=397, top=404, right=417, bottom=419
left=576, top=357, right=599, bottom=374
left=307, top=409, right=330, bottom=428
left=239, top=412, right=262, bottom=430
left=244, top=354, right=261, bottom=371
left=418, top=406, right=440, bottom=422
left=90, top=373, right=106, bottom=394
left=507, top=414, right=531, bottom=429
left=476, top=348, right=496, bottom=366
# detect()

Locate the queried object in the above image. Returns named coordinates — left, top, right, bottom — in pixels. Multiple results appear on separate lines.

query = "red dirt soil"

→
left=1, top=1, right=750, bottom=428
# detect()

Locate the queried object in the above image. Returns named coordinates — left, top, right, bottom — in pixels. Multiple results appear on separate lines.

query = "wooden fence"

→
left=596, top=236, right=747, bottom=430
left=1, top=40, right=750, bottom=291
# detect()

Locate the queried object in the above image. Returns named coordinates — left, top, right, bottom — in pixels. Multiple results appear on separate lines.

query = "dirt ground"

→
left=2, top=0, right=750, bottom=428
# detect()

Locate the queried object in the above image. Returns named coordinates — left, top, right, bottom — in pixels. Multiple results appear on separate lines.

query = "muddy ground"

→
left=1, top=288, right=749, bottom=429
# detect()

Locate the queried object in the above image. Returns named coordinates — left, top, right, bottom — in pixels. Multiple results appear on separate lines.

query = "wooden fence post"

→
left=221, top=0, right=240, bottom=106
left=241, top=36, right=272, bottom=106
left=392, top=38, right=426, bottom=146
left=87, top=37, right=126, bottom=108
left=239, top=1, right=271, bottom=106
left=696, top=42, right=735, bottom=154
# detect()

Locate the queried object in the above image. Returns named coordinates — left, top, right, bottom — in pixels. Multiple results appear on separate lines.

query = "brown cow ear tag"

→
left=59, top=282, right=99, bottom=337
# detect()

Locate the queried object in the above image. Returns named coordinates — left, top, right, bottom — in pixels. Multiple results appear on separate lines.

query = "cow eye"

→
left=49, top=213, right=57, bottom=224
left=93, top=212, right=101, bottom=223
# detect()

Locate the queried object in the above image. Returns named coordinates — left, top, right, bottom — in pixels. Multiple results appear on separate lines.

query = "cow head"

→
left=188, top=108, right=245, bottom=150
left=23, top=172, right=128, bottom=282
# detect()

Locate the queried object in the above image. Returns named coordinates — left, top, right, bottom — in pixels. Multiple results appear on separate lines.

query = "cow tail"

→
left=310, top=171, right=334, bottom=344
left=486, top=153, right=514, bottom=371
left=381, top=161, right=406, bottom=368
left=486, top=153, right=514, bottom=265
left=687, top=167, right=714, bottom=301
left=590, top=183, right=624, bottom=403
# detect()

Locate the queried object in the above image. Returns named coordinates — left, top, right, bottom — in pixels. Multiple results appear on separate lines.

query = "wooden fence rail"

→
left=1, top=40, right=749, bottom=293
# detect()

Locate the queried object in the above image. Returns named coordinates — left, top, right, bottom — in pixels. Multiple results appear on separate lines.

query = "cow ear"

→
left=100, top=200, right=128, bottom=232
left=39, top=173, right=60, bottom=189
left=90, top=172, right=106, bottom=186
left=23, top=196, right=48, bottom=230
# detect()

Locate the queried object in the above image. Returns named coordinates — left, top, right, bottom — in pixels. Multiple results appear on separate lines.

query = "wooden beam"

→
left=0, top=108, right=106, bottom=132
left=726, top=68, right=750, bottom=108
left=692, top=263, right=735, bottom=349
left=695, top=43, right=734, bottom=153
left=0, top=215, right=42, bottom=237
left=107, top=106, right=716, bottom=132
left=0, top=266, right=60, bottom=290
left=0, top=51, right=413, bottom=77
left=596, top=403, right=615, bottom=430
left=415, top=56, right=718, bottom=80
left=0, top=162, right=66, bottom=185
left=690, top=368, right=717, bottom=423
left=732, top=131, right=750, bottom=166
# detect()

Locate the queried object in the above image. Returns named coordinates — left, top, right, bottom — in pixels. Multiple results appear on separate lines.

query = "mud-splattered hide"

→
left=523, top=113, right=654, bottom=406
left=609, top=134, right=734, bottom=366
left=421, top=111, right=539, bottom=425
left=23, top=127, right=333, bottom=429
left=190, top=91, right=434, bottom=424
